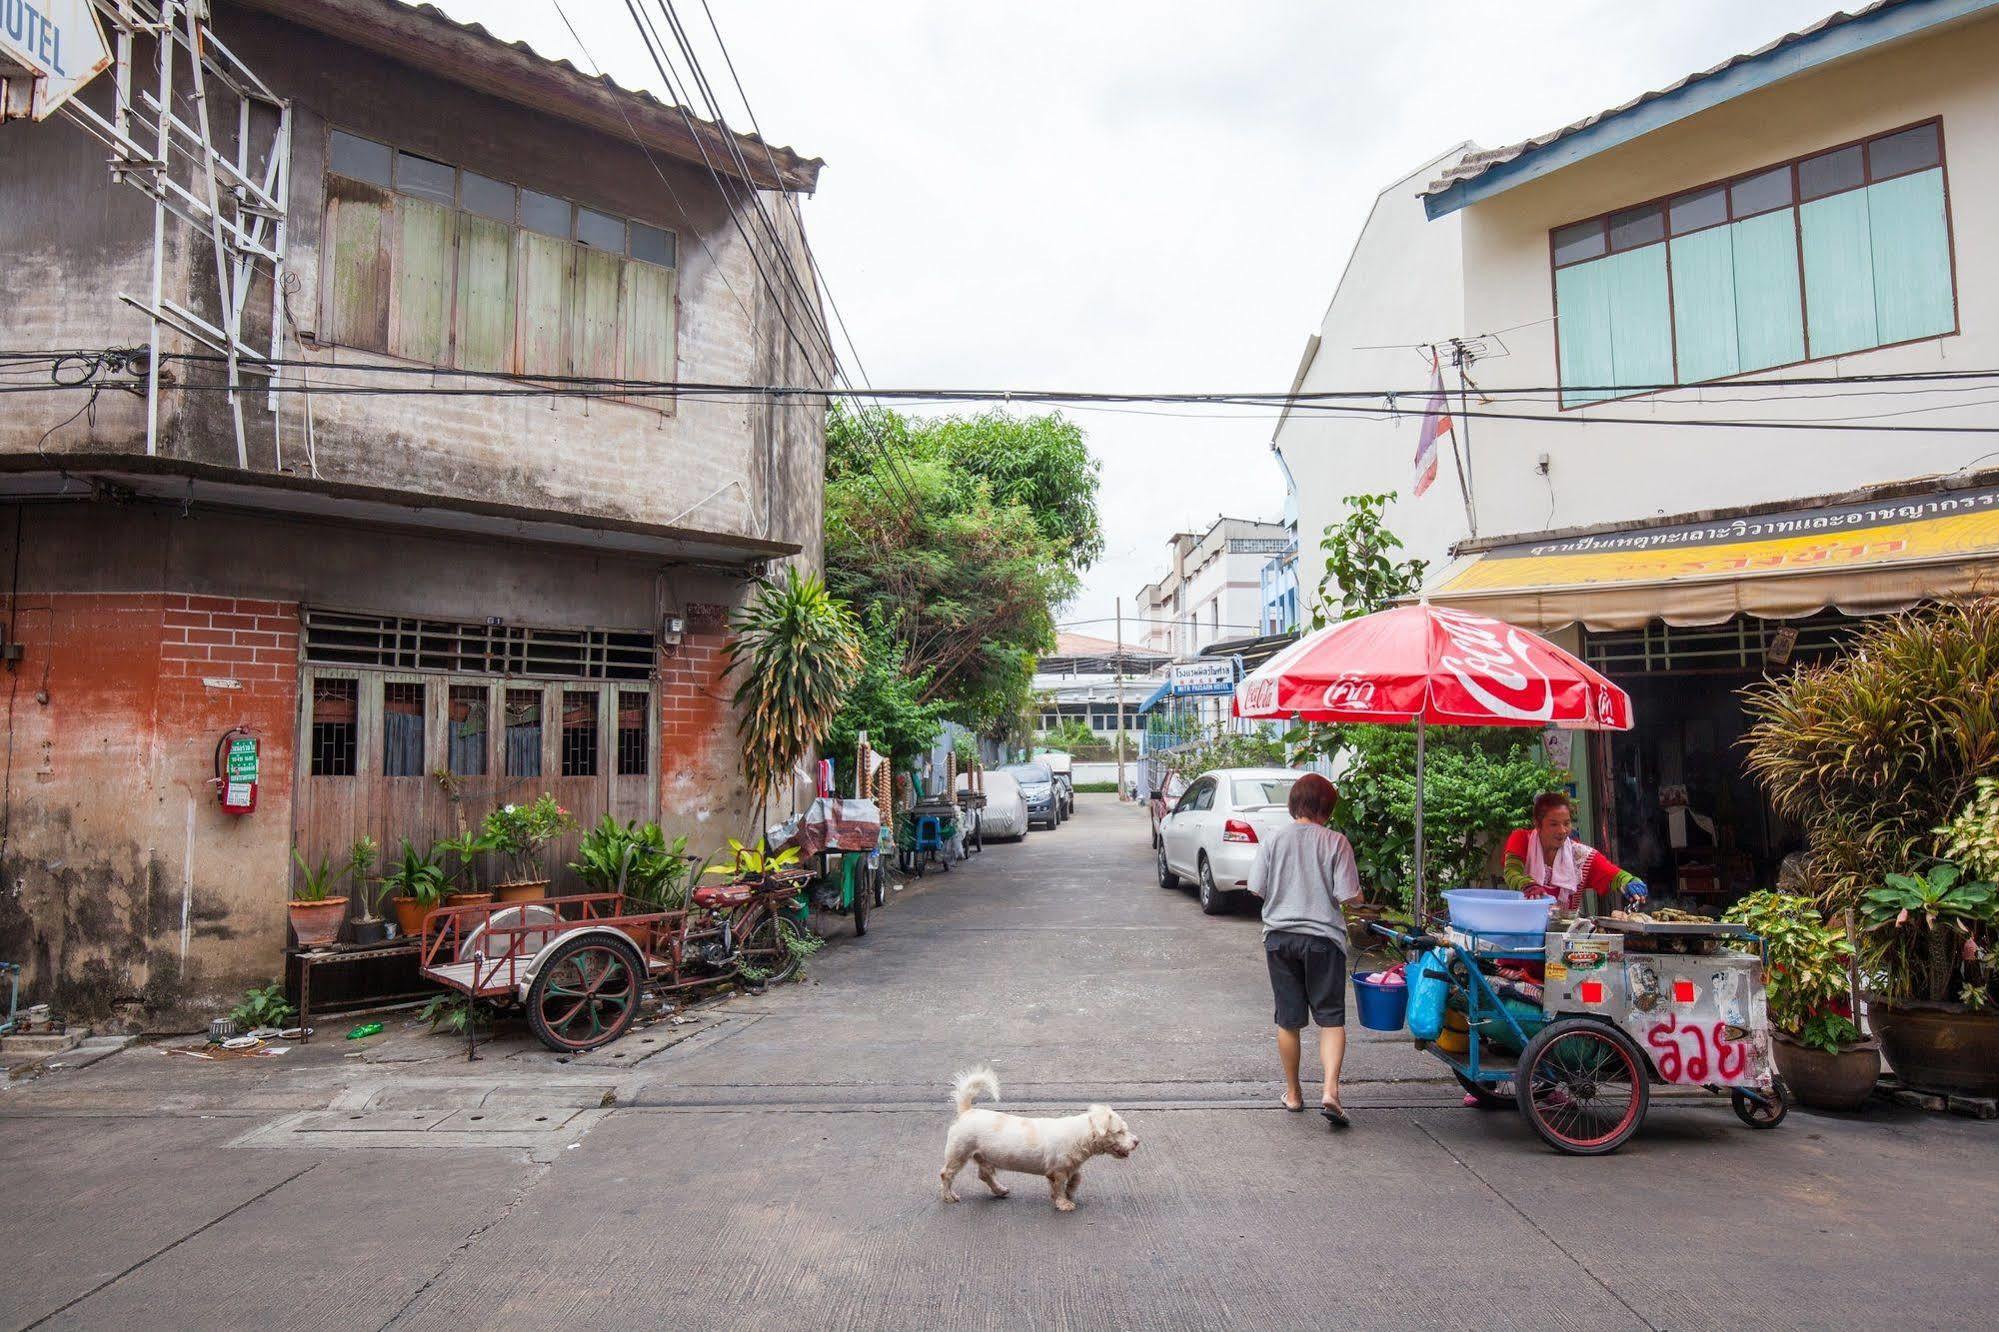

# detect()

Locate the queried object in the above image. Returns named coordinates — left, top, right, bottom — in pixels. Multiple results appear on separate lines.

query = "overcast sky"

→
left=439, top=0, right=1844, bottom=643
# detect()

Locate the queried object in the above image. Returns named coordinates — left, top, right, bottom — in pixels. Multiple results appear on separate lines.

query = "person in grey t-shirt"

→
left=1247, top=772, right=1362, bottom=1128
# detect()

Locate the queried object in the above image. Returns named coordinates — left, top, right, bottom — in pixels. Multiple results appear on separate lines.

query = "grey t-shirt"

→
left=1248, top=822, right=1362, bottom=952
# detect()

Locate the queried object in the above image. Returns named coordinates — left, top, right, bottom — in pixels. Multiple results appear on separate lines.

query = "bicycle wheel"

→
left=1514, top=1018, right=1650, bottom=1155
left=737, top=905, right=804, bottom=985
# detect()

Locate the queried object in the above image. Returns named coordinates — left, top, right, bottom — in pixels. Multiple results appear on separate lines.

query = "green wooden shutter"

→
left=571, top=249, right=623, bottom=382
left=1556, top=261, right=1615, bottom=406
left=1867, top=167, right=1953, bottom=345
left=518, top=233, right=572, bottom=377
left=324, top=178, right=391, bottom=352
left=1730, top=212, right=1806, bottom=372
left=621, top=261, right=678, bottom=406
left=1602, top=247, right=1673, bottom=393
left=1670, top=228, right=1739, bottom=385
left=1801, top=191, right=1878, bottom=357
left=390, top=197, right=454, bottom=365
left=453, top=214, right=517, bottom=373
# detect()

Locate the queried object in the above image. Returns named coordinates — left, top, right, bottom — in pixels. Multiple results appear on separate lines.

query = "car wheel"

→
left=1197, top=856, right=1229, bottom=915
left=1156, top=844, right=1181, bottom=889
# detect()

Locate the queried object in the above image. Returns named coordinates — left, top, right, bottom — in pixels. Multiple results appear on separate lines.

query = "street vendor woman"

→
left=1501, top=791, right=1648, bottom=916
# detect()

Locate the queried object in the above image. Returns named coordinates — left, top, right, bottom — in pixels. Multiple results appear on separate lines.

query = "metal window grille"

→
left=303, top=610, right=654, bottom=681
left=617, top=691, right=649, bottom=776
left=311, top=678, right=358, bottom=777
left=449, top=684, right=489, bottom=777
left=505, top=689, right=543, bottom=777
left=383, top=681, right=426, bottom=776
left=561, top=691, right=599, bottom=777
left=1583, top=612, right=1865, bottom=675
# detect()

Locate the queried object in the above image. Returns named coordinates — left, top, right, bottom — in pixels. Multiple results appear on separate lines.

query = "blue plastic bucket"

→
left=1352, top=972, right=1410, bottom=1032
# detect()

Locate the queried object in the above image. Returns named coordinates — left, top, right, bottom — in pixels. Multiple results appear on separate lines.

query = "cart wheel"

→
left=1730, top=1086, right=1788, bottom=1130
left=852, top=869, right=870, bottom=938
left=1514, top=1018, right=1650, bottom=1155
left=526, top=934, right=643, bottom=1053
left=739, top=907, right=804, bottom=986
left=1453, top=1070, right=1514, bottom=1109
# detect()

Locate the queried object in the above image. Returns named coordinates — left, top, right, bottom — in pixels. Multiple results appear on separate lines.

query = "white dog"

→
left=938, top=1066, right=1139, bottom=1211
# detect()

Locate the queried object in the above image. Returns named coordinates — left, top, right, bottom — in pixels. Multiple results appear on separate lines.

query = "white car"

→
left=1156, top=767, right=1308, bottom=915
left=960, top=770, right=1029, bottom=841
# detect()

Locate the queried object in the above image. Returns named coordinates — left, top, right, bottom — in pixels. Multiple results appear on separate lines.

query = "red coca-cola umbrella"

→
left=1233, top=603, right=1633, bottom=919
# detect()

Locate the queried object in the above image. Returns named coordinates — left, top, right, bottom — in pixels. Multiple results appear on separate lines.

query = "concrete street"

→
left=3, top=795, right=1995, bottom=1330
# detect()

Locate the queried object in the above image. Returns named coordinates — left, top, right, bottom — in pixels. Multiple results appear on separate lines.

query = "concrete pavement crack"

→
left=22, top=1163, right=319, bottom=1330
left=378, top=1160, right=553, bottom=1330
left=1412, top=1120, right=1659, bottom=1332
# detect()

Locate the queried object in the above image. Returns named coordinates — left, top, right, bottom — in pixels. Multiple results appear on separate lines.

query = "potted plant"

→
left=705, top=837, right=801, bottom=887
left=1858, top=862, right=1999, bottom=1097
left=481, top=794, right=578, bottom=902
left=287, top=849, right=350, bottom=948
left=571, top=814, right=694, bottom=907
left=342, top=837, right=390, bottom=945
left=1723, top=890, right=1878, bottom=1110
left=383, top=838, right=449, bottom=938
left=435, top=828, right=499, bottom=909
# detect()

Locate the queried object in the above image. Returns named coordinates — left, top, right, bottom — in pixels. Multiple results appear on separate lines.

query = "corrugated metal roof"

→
left=1422, top=0, right=1910, bottom=199
left=232, top=0, right=822, bottom=192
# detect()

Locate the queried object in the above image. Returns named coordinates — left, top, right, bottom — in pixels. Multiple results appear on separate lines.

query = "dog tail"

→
left=952, top=1065, right=999, bottom=1115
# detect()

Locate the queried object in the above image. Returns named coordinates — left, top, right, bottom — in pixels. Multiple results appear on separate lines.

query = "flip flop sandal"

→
left=1281, top=1098, right=1305, bottom=1113
left=1320, top=1103, right=1351, bottom=1130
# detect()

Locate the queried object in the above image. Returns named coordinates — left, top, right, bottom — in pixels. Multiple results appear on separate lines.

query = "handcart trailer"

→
left=770, top=797, right=886, bottom=936
left=418, top=876, right=809, bottom=1055
left=1376, top=917, right=1786, bottom=1155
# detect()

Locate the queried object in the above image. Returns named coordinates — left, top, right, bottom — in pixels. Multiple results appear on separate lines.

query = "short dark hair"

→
left=1289, top=773, right=1338, bottom=822
left=1531, top=791, right=1574, bottom=826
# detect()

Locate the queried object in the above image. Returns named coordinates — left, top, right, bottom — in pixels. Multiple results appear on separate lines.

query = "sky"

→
left=437, top=0, right=1848, bottom=642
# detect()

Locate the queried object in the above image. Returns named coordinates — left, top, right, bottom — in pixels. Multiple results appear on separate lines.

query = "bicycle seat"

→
left=692, top=883, right=755, bottom=908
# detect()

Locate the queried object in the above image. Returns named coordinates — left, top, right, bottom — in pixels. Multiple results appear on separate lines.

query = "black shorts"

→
left=1265, top=931, right=1347, bottom=1030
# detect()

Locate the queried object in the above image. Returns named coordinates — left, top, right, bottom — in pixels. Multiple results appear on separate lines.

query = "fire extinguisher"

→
left=213, top=726, right=259, bottom=815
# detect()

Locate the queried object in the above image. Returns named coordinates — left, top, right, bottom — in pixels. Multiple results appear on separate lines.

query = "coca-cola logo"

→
left=1432, top=607, right=1553, bottom=722
left=1238, top=677, right=1279, bottom=714
left=1596, top=684, right=1620, bottom=727
left=1320, top=675, right=1378, bottom=711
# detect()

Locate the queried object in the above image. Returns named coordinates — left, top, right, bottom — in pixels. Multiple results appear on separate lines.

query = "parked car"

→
left=1156, top=768, right=1307, bottom=915
left=962, top=770, right=1029, bottom=841
left=1148, top=771, right=1187, bottom=847
left=1035, top=750, right=1075, bottom=820
left=1001, top=761, right=1060, bottom=831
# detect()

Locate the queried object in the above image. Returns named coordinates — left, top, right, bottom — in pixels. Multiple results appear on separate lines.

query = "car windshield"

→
left=1003, top=763, right=1052, bottom=784
left=1232, top=777, right=1297, bottom=809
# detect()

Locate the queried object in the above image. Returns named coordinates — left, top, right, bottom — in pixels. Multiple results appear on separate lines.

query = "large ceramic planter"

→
left=393, top=895, right=438, bottom=939
left=494, top=879, right=549, bottom=904
left=1772, top=1031, right=1881, bottom=1111
left=288, top=897, right=349, bottom=949
left=1868, top=997, right=1999, bottom=1098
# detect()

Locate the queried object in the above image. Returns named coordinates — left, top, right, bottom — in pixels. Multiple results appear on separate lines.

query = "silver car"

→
left=1155, top=768, right=1308, bottom=915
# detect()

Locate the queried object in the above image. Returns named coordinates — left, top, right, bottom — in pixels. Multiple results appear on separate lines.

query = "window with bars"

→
left=616, top=691, right=649, bottom=776
left=561, top=691, right=599, bottom=777
left=383, top=682, right=426, bottom=776
left=505, top=688, right=543, bottom=778
left=1583, top=613, right=1866, bottom=674
left=1551, top=119, right=1955, bottom=405
left=449, top=684, right=489, bottom=776
left=303, top=610, right=654, bottom=681
left=311, top=678, right=358, bottom=776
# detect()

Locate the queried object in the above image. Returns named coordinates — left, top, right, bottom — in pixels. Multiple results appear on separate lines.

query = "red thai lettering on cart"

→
left=1431, top=608, right=1555, bottom=722
left=1645, top=1013, right=1751, bottom=1085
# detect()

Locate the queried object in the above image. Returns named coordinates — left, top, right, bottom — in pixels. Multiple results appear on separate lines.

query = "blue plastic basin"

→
left=1442, top=889, right=1554, bottom=950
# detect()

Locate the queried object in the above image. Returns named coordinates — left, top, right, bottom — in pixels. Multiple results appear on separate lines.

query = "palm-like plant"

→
left=383, top=839, right=450, bottom=909
left=724, top=567, right=863, bottom=801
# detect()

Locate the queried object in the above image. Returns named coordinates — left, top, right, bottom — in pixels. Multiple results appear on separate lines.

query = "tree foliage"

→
left=1311, top=492, right=1427, bottom=628
left=821, top=610, right=949, bottom=788
left=724, top=568, right=863, bottom=801
left=825, top=404, right=1102, bottom=735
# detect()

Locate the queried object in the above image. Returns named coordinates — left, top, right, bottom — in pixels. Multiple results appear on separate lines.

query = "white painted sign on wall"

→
left=0, top=0, right=111, bottom=121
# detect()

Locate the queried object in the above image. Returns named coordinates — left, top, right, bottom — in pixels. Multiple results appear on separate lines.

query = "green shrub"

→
left=1721, top=891, right=1855, bottom=1038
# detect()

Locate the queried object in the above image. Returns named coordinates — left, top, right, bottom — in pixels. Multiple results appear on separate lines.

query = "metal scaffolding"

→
left=51, top=0, right=291, bottom=466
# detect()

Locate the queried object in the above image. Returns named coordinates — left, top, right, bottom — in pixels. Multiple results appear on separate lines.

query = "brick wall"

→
left=657, top=602, right=753, bottom=842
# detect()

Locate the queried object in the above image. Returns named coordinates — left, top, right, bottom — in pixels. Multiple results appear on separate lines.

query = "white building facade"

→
left=1133, top=517, right=1291, bottom=660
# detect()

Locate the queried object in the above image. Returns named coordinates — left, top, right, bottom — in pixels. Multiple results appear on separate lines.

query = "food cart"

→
left=1376, top=912, right=1785, bottom=1154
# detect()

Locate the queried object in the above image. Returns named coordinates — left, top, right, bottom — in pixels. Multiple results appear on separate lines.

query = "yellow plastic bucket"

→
left=1436, top=1009, right=1470, bottom=1054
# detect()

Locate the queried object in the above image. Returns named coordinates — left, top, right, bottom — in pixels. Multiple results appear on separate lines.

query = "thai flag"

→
left=1414, top=353, right=1450, bottom=498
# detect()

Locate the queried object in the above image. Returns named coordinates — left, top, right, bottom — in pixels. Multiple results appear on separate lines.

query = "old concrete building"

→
left=0, top=0, right=830, bottom=1023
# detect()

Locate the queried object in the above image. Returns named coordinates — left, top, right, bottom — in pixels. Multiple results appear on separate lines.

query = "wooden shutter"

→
left=390, top=196, right=454, bottom=365
left=1730, top=212, right=1806, bottom=372
left=453, top=213, right=517, bottom=372
left=324, top=177, right=391, bottom=351
left=621, top=260, right=677, bottom=407
left=1668, top=227, right=1740, bottom=385
left=1600, top=247, right=1673, bottom=395
left=1555, top=262, right=1615, bottom=406
left=518, top=232, right=572, bottom=377
left=571, top=248, right=623, bottom=382
left=1801, top=190, right=1879, bottom=357
left=1868, top=168, right=1954, bottom=345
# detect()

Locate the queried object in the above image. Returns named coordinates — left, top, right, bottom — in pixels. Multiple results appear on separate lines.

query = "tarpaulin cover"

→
left=1427, top=483, right=1999, bottom=631
left=770, top=798, right=883, bottom=857
left=1233, top=603, right=1631, bottom=730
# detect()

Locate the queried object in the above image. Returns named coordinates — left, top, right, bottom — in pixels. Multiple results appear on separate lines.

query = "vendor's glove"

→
left=1626, top=879, right=1649, bottom=903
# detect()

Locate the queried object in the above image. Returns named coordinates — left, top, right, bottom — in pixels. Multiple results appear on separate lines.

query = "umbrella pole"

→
left=1413, top=717, right=1427, bottom=926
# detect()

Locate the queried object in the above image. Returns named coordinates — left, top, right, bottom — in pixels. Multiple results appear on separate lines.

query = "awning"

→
left=1133, top=680, right=1171, bottom=715
left=1428, top=481, right=1999, bottom=631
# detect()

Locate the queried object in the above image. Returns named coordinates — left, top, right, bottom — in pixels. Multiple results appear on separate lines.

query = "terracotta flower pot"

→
left=445, top=890, right=494, bottom=910
left=393, top=895, right=438, bottom=939
left=494, top=879, right=549, bottom=904
left=1867, top=997, right=1999, bottom=1098
left=1772, top=1031, right=1881, bottom=1112
left=288, top=897, right=349, bottom=949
